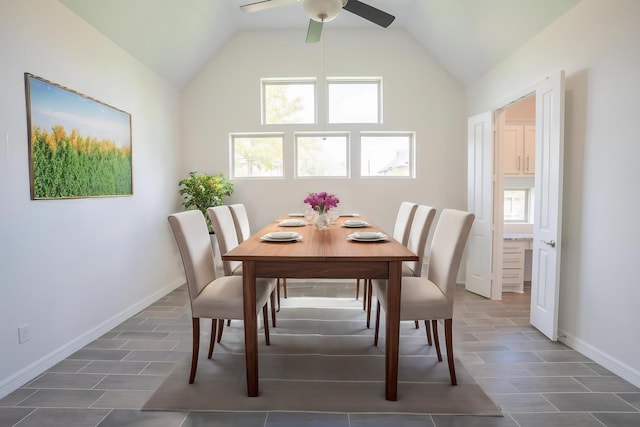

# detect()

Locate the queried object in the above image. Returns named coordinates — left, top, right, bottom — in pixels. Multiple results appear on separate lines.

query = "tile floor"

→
left=1, top=282, right=639, bottom=427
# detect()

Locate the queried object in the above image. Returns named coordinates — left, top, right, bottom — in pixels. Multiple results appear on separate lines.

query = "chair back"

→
left=428, top=209, right=475, bottom=301
left=393, top=201, right=418, bottom=245
left=168, top=210, right=216, bottom=302
left=404, top=205, right=436, bottom=277
left=229, top=203, right=251, bottom=243
left=207, top=206, right=242, bottom=276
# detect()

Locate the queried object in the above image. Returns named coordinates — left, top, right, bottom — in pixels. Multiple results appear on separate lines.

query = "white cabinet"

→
left=504, top=125, right=535, bottom=176
left=502, top=238, right=532, bottom=293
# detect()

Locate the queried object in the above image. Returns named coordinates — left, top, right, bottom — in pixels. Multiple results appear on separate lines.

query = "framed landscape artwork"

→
left=25, top=73, right=133, bottom=199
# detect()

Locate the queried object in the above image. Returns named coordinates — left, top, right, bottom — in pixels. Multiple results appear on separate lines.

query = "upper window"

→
left=230, top=134, right=284, bottom=178
left=295, top=133, right=349, bottom=178
left=328, top=78, right=381, bottom=124
left=360, top=133, right=414, bottom=177
left=262, top=79, right=316, bottom=125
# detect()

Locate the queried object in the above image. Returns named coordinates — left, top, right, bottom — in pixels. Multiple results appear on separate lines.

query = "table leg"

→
left=385, top=261, right=402, bottom=401
left=242, top=261, right=259, bottom=397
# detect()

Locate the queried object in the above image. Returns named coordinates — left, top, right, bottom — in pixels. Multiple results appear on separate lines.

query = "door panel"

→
left=466, top=111, right=493, bottom=298
left=531, top=71, right=565, bottom=340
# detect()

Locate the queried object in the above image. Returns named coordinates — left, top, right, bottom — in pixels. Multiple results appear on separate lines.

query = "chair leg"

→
left=226, top=319, right=231, bottom=326
left=276, top=278, right=282, bottom=312
left=415, top=320, right=419, bottom=329
left=190, top=318, right=200, bottom=384
left=263, top=304, right=270, bottom=346
left=373, top=300, right=381, bottom=346
left=216, top=319, right=224, bottom=343
left=424, top=320, right=433, bottom=346
left=444, top=318, right=457, bottom=385
left=270, top=290, right=277, bottom=327
left=208, top=319, right=218, bottom=359
left=432, top=319, right=442, bottom=362
left=356, top=278, right=360, bottom=301
left=366, top=279, right=373, bottom=328
left=283, top=278, right=287, bottom=298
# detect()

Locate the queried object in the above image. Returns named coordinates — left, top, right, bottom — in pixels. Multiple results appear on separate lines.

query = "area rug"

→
left=143, top=297, right=501, bottom=415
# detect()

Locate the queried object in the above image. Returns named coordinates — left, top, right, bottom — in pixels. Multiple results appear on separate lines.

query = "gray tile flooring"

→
left=1, top=282, right=639, bottom=427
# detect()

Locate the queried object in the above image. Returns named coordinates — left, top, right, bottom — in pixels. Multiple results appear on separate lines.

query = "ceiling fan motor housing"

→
left=303, top=0, right=347, bottom=22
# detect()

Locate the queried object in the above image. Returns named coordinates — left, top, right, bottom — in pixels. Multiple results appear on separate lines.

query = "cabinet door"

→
left=503, top=125, right=523, bottom=175
left=524, top=125, right=536, bottom=175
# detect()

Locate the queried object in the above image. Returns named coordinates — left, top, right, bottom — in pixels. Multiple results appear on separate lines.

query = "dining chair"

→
left=229, top=203, right=288, bottom=310
left=208, top=205, right=278, bottom=340
left=357, top=201, right=418, bottom=319
left=372, top=208, right=475, bottom=385
left=168, top=210, right=274, bottom=384
left=363, top=204, right=436, bottom=328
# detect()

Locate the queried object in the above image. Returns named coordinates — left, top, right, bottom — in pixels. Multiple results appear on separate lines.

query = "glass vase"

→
left=314, top=212, right=330, bottom=231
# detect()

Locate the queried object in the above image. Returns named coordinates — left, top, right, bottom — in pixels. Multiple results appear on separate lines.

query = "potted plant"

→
left=178, top=171, right=233, bottom=233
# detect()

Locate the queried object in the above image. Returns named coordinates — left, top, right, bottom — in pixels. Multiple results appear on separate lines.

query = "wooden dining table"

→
left=222, top=215, right=418, bottom=401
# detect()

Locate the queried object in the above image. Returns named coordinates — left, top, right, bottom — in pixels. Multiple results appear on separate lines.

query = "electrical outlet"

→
left=18, top=324, right=31, bottom=344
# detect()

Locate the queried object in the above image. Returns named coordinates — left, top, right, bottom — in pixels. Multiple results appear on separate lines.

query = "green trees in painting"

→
left=31, top=125, right=132, bottom=198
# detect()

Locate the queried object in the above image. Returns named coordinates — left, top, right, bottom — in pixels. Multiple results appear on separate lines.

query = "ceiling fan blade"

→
left=343, top=0, right=395, bottom=28
left=240, top=0, right=299, bottom=14
left=306, top=19, right=323, bottom=43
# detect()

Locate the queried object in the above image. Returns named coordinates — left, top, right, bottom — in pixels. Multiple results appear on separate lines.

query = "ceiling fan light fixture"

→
left=303, top=0, right=345, bottom=23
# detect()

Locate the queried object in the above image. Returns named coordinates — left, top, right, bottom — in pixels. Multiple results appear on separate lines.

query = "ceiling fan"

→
left=240, top=0, right=395, bottom=43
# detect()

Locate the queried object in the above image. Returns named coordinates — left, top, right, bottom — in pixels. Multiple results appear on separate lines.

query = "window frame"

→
left=503, top=188, right=533, bottom=223
left=229, top=132, right=285, bottom=179
left=293, top=131, right=350, bottom=179
left=326, top=77, right=383, bottom=124
left=261, top=78, right=317, bottom=125
left=359, top=131, right=415, bottom=178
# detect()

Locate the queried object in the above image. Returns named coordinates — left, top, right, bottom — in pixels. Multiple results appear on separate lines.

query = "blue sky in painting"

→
left=27, top=75, right=131, bottom=148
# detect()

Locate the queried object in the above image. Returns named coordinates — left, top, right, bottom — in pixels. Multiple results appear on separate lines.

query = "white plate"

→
left=348, top=235, right=388, bottom=242
left=287, top=213, right=305, bottom=217
left=265, top=231, right=301, bottom=240
left=342, top=220, right=369, bottom=228
left=261, top=235, right=303, bottom=242
left=279, top=219, right=306, bottom=227
left=351, top=231, right=385, bottom=240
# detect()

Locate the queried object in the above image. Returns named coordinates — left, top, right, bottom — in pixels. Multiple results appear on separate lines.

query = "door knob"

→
left=542, top=240, right=556, bottom=248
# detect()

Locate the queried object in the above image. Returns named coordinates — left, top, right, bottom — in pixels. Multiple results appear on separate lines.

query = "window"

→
left=262, top=79, right=315, bottom=125
left=295, top=133, right=349, bottom=177
left=231, top=134, right=284, bottom=178
left=360, top=133, right=414, bottom=177
left=328, top=78, right=381, bottom=124
left=504, top=189, right=533, bottom=222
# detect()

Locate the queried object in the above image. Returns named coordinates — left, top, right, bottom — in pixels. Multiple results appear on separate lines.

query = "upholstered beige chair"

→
left=229, top=203, right=287, bottom=309
left=357, top=201, right=418, bottom=311
left=363, top=204, right=436, bottom=328
left=208, top=205, right=277, bottom=337
left=168, top=210, right=274, bottom=384
left=372, top=208, right=475, bottom=385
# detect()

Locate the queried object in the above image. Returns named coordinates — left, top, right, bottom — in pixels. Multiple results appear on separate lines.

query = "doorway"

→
left=466, top=71, right=566, bottom=340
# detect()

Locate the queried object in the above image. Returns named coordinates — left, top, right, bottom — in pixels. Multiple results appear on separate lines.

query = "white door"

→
left=466, top=111, right=494, bottom=299
left=530, top=71, right=565, bottom=340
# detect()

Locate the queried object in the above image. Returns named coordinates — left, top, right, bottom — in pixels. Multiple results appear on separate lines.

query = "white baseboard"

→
left=0, top=278, right=185, bottom=399
left=559, top=329, right=640, bottom=389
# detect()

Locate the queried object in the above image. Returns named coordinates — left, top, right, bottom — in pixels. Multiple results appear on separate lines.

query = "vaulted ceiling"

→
left=58, top=0, right=581, bottom=89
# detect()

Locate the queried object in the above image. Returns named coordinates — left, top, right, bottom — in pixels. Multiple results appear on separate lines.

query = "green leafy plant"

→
left=178, top=172, right=233, bottom=232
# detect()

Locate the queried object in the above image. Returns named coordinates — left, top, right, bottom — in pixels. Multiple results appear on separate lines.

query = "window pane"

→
left=263, top=81, right=315, bottom=124
left=361, top=134, right=412, bottom=177
left=504, top=190, right=526, bottom=221
left=232, top=135, right=283, bottom=178
left=328, top=80, right=380, bottom=123
left=296, top=134, right=348, bottom=177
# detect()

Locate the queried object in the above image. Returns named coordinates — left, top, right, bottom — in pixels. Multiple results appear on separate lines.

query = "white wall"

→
left=468, top=0, right=640, bottom=386
left=181, top=29, right=467, bottom=233
left=0, top=0, right=185, bottom=397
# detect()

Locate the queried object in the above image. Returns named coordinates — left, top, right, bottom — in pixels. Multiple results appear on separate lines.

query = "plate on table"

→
left=342, top=220, right=369, bottom=228
left=287, top=213, right=305, bottom=217
left=261, top=231, right=303, bottom=242
left=339, top=213, right=360, bottom=217
left=279, top=219, right=306, bottom=227
left=348, top=231, right=388, bottom=242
